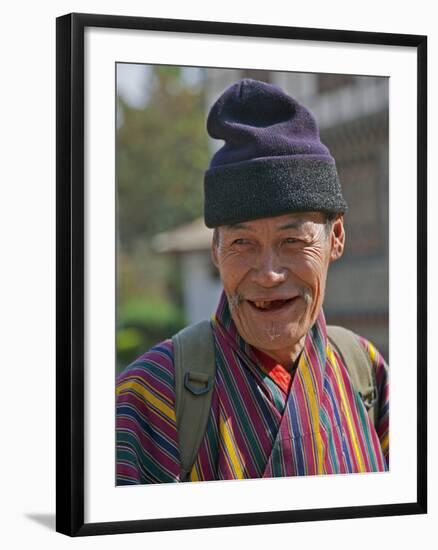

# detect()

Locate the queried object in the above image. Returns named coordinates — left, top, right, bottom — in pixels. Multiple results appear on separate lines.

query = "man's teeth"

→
left=251, top=298, right=294, bottom=310
left=255, top=301, right=270, bottom=309
left=253, top=300, right=285, bottom=309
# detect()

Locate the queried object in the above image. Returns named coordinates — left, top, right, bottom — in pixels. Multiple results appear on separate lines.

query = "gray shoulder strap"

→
left=172, top=320, right=216, bottom=481
left=327, top=325, right=378, bottom=427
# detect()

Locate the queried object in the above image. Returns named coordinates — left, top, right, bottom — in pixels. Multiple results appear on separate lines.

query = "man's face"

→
left=211, top=211, right=345, bottom=366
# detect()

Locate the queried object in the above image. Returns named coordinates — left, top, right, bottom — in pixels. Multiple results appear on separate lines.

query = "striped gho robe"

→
left=116, top=292, right=389, bottom=484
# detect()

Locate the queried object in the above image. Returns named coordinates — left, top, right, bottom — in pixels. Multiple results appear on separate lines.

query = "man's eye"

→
left=284, top=237, right=299, bottom=244
left=233, top=238, right=249, bottom=245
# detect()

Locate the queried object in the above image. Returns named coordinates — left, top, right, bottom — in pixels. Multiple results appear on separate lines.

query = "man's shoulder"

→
left=327, top=324, right=388, bottom=369
left=117, top=338, right=175, bottom=389
left=355, top=333, right=388, bottom=370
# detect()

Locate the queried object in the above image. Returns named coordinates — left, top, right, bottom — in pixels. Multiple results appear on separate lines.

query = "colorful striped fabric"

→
left=116, top=292, right=389, bottom=484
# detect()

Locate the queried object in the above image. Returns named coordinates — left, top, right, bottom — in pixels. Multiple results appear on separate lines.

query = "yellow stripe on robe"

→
left=220, top=414, right=245, bottom=478
left=300, top=352, right=324, bottom=474
left=117, top=380, right=176, bottom=422
left=327, top=345, right=366, bottom=472
left=380, top=433, right=389, bottom=455
left=368, top=341, right=377, bottom=363
left=189, top=464, right=200, bottom=482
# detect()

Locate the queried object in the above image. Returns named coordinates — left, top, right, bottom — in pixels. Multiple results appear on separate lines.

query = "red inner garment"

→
left=253, top=347, right=295, bottom=394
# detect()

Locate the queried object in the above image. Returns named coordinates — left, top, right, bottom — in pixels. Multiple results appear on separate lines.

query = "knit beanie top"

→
left=204, top=78, right=347, bottom=228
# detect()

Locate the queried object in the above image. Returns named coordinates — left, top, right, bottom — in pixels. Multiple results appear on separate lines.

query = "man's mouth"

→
left=247, top=297, right=297, bottom=311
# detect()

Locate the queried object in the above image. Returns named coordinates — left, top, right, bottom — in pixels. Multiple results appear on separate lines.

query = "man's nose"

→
left=250, top=249, right=286, bottom=287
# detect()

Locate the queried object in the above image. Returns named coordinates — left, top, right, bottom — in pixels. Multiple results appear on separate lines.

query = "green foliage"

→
left=116, top=65, right=209, bottom=371
left=117, top=296, right=186, bottom=374
left=119, top=296, right=185, bottom=327
left=117, top=66, right=209, bottom=249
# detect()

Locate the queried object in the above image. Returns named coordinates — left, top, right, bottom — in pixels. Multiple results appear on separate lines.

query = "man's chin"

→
left=239, top=323, right=306, bottom=351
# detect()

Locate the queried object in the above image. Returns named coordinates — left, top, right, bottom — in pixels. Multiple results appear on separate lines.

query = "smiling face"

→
left=211, top=211, right=345, bottom=367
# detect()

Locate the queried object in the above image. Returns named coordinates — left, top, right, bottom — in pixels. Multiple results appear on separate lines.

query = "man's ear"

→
left=211, top=239, right=219, bottom=268
left=330, top=215, right=345, bottom=262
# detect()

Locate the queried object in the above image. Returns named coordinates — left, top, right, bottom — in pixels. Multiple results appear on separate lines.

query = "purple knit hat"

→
left=204, top=78, right=347, bottom=228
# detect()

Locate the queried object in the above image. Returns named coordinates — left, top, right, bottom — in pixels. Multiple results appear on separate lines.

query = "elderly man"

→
left=116, top=79, right=389, bottom=484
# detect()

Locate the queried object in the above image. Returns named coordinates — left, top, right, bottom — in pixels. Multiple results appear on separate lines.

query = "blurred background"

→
left=116, top=64, right=389, bottom=373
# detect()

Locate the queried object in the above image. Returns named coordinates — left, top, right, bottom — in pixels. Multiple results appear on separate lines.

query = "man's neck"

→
left=255, top=335, right=306, bottom=371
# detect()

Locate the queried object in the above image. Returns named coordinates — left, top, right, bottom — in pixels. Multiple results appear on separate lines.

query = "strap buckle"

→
left=359, top=386, right=378, bottom=410
left=184, top=372, right=213, bottom=396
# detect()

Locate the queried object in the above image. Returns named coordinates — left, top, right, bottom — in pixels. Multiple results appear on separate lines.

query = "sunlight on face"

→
left=212, top=212, right=345, bottom=367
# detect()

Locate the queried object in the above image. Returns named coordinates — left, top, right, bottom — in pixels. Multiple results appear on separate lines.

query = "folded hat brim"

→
left=204, top=156, right=348, bottom=228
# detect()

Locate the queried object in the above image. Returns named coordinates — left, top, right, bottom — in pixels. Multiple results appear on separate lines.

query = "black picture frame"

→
left=56, top=12, right=427, bottom=537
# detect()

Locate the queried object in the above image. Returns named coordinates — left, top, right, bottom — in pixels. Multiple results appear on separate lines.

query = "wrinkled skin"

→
left=211, top=211, right=345, bottom=369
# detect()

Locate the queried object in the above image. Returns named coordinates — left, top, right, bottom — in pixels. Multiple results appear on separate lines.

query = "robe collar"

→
left=212, top=290, right=328, bottom=407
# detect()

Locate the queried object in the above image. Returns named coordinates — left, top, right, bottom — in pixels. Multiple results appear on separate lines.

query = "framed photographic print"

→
left=56, top=12, right=427, bottom=536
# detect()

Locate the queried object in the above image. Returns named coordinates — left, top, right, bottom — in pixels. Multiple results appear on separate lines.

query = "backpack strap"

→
left=172, top=320, right=216, bottom=481
left=173, top=321, right=379, bottom=481
left=327, top=325, right=378, bottom=427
